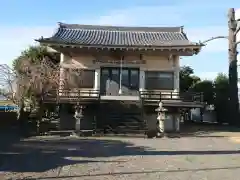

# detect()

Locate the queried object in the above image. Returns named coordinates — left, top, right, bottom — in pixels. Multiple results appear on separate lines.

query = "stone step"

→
left=117, top=125, right=146, bottom=130
left=114, top=129, right=146, bottom=134
left=47, top=130, right=74, bottom=136
left=118, top=121, right=145, bottom=125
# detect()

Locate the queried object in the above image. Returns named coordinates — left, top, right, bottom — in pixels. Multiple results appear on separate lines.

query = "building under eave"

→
left=36, top=23, right=204, bottom=136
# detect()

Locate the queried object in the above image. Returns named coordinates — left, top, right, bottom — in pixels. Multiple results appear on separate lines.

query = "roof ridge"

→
left=58, top=22, right=183, bottom=33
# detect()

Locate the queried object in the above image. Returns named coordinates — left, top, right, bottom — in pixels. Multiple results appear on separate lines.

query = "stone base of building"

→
left=49, top=101, right=202, bottom=137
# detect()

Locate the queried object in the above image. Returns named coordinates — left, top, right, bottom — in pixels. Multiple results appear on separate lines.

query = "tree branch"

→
left=234, top=26, right=240, bottom=36
left=201, top=36, right=228, bottom=44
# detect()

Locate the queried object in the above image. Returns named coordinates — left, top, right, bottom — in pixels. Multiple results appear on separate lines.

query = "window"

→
left=67, top=69, right=95, bottom=88
left=145, top=71, right=174, bottom=90
left=122, top=69, right=129, bottom=87
left=121, top=68, right=139, bottom=89
left=130, top=69, right=139, bottom=89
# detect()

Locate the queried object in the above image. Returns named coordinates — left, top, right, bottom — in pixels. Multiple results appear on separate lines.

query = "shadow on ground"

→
left=0, top=127, right=22, bottom=164
left=1, top=136, right=240, bottom=174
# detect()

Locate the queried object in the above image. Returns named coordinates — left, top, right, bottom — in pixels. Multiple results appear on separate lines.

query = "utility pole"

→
left=199, top=9, right=240, bottom=125
left=228, top=8, right=239, bottom=125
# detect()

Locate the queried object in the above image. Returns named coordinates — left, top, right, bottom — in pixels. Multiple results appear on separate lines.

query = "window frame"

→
left=145, top=71, right=174, bottom=90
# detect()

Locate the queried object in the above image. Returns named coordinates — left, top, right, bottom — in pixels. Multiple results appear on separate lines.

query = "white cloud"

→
left=0, top=4, right=229, bottom=67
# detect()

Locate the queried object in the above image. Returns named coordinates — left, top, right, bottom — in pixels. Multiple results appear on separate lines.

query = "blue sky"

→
left=0, top=0, right=240, bottom=80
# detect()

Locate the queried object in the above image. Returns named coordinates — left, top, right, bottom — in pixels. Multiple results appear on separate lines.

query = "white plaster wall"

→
left=59, top=53, right=180, bottom=92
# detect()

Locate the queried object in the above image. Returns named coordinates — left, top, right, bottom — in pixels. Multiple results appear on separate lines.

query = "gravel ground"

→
left=0, top=134, right=240, bottom=180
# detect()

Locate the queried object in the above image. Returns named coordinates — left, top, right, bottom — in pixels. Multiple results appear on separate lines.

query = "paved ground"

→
left=0, top=134, right=240, bottom=180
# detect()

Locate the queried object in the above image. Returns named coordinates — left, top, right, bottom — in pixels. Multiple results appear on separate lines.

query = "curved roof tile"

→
left=38, top=23, right=200, bottom=48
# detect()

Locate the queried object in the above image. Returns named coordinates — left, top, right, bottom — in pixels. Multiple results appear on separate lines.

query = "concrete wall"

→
left=191, top=108, right=216, bottom=123
left=59, top=52, right=180, bottom=92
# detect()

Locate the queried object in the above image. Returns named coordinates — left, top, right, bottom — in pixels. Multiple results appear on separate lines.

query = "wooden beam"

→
left=47, top=45, right=199, bottom=57
left=40, top=42, right=201, bottom=54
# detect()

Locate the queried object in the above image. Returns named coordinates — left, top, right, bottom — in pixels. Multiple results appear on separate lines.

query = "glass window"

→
left=122, top=69, right=129, bottom=87
left=111, top=69, right=119, bottom=82
left=130, top=69, right=139, bottom=89
left=145, top=71, right=174, bottom=90
left=102, top=69, right=109, bottom=77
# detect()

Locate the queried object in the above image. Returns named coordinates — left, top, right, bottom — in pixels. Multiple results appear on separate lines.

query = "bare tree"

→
left=17, top=56, right=61, bottom=104
left=62, top=68, right=85, bottom=90
left=0, top=64, right=17, bottom=103
left=14, top=55, right=63, bottom=134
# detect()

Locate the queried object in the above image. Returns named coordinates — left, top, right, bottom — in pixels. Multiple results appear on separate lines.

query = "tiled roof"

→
left=37, top=23, right=200, bottom=48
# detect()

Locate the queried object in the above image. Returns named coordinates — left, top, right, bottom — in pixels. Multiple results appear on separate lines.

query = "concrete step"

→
left=47, top=130, right=74, bottom=136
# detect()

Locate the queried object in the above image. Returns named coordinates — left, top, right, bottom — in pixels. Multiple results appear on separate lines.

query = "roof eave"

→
left=37, top=39, right=202, bottom=48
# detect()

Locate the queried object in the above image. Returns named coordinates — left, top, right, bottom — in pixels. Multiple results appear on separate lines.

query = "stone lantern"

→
left=74, top=103, right=84, bottom=135
left=155, top=102, right=168, bottom=137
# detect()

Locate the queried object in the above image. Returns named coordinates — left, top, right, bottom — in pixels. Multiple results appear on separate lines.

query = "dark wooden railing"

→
left=43, top=89, right=204, bottom=103
left=139, top=91, right=204, bottom=102
left=43, top=89, right=100, bottom=102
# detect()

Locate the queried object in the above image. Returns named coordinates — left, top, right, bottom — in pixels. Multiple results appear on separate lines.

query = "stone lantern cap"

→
left=155, top=102, right=168, bottom=112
